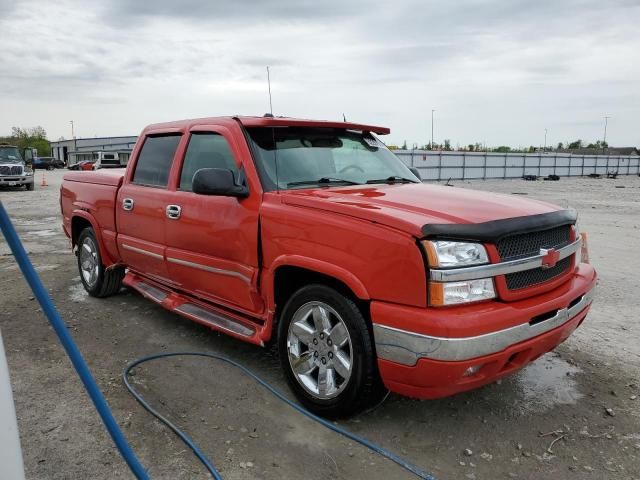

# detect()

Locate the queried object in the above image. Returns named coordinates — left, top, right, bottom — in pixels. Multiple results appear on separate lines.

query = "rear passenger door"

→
left=116, top=134, right=183, bottom=285
left=163, top=127, right=262, bottom=313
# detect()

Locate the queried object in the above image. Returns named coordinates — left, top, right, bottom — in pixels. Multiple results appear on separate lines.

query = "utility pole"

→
left=70, top=120, right=75, bottom=139
left=544, top=128, right=547, bottom=152
left=603, top=116, right=610, bottom=153
left=431, top=109, right=435, bottom=150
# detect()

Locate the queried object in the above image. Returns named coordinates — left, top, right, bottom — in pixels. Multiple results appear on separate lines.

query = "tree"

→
left=467, top=144, right=475, bottom=152
left=401, top=140, right=407, bottom=150
left=493, top=146, right=511, bottom=153
left=567, top=139, right=582, bottom=149
left=2, top=126, right=51, bottom=156
left=443, top=139, right=452, bottom=151
left=557, top=142, right=564, bottom=150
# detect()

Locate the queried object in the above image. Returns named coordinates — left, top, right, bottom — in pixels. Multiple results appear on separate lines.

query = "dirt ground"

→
left=1, top=169, right=639, bottom=480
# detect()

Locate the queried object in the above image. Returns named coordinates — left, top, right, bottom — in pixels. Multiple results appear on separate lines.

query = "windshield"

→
left=0, top=147, right=23, bottom=164
left=246, top=127, right=419, bottom=190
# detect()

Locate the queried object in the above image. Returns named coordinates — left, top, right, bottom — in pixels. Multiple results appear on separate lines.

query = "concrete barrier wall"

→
left=394, top=150, right=640, bottom=181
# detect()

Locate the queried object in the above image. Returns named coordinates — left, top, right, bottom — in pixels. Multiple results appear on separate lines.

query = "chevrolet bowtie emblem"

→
left=540, top=248, right=560, bottom=269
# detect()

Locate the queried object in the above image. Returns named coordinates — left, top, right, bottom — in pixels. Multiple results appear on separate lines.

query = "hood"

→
left=280, top=183, right=562, bottom=238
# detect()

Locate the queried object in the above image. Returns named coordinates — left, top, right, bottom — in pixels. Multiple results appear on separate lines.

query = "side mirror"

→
left=23, top=148, right=34, bottom=166
left=409, top=166, right=422, bottom=181
left=192, top=168, right=249, bottom=198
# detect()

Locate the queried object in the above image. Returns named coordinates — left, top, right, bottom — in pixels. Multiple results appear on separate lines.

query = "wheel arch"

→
left=71, top=212, right=116, bottom=266
left=262, top=256, right=372, bottom=342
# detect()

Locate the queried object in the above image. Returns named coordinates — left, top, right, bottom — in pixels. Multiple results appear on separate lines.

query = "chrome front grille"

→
left=498, top=225, right=572, bottom=290
left=505, top=256, right=571, bottom=290
left=0, top=165, right=23, bottom=176
left=497, top=225, right=571, bottom=261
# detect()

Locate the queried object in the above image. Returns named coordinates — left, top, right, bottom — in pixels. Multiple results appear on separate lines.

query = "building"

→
left=50, top=136, right=138, bottom=166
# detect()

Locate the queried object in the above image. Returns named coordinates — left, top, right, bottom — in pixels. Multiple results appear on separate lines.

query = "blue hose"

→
left=0, top=202, right=149, bottom=480
left=124, top=352, right=435, bottom=480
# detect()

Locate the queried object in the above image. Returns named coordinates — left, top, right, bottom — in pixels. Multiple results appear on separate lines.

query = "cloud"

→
left=0, top=0, right=638, bottom=147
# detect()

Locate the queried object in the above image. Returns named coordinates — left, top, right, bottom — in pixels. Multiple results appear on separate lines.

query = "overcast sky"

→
left=2, top=0, right=638, bottom=148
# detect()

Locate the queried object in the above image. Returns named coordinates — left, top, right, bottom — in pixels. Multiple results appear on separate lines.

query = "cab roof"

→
left=143, top=116, right=390, bottom=135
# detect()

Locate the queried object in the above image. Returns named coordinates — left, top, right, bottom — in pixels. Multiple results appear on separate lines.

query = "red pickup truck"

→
left=60, top=116, right=596, bottom=416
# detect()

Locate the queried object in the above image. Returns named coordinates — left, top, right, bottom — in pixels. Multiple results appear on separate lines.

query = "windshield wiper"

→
left=365, top=176, right=418, bottom=184
left=287, top=177, right=362, bottom=187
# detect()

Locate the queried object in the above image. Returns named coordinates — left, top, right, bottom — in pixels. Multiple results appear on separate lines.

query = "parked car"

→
left=0, top=144, right=35, bottom=190
left=60, top=116, right=596, bottom=417
left=68, top=160, right=96, bottom=171
left=32, top=156, right=56, bottom=170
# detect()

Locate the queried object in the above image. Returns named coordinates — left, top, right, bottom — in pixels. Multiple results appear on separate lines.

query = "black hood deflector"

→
left=421, top=209, right=577, bottom=242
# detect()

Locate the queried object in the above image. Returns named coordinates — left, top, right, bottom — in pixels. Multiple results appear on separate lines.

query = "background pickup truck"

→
left=0, top=144, right=35, bottom=191
left=60, top=115, right=597, bottom=417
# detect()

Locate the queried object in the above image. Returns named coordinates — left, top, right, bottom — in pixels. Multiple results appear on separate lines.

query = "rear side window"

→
left=179, top=132, right=239, bottom=191
left=133, top=135, right=181, bottom=187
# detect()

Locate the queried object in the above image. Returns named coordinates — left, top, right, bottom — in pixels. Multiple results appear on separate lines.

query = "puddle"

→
left=68, top=283, right=88, bottom=302
left=513, top=352, right=583, bottom=412
left=15, top=217, right=58, bottom=227
left=27, top=229, right=58, bottom=237
left=0, top=263, right=59, bottom=272
left=36, top=264, right=60, bottom=272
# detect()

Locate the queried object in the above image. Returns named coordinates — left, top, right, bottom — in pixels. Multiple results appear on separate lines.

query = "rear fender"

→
left=71, top=211, right=117, bottom=267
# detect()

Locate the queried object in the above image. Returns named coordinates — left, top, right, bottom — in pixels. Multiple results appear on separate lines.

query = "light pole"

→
left=544, top=128, right=547, bottom=152
left=603, top=116, right=610, bottom=152
left=431, top=109, right=435, bottom=150
left=70, top=120, right=75, bottom=139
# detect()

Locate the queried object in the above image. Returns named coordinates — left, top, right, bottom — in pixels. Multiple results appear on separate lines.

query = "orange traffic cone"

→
left=41, top=171, right=48, bottom=187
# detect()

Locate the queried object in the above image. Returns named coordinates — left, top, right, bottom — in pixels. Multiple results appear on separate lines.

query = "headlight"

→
left=422, top=240, right=489, bottom=268
left=422, top=240, right=494, bottom=306
left=429, top=278, right=496, bottom=306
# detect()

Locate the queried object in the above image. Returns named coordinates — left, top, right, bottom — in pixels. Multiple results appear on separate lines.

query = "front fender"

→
left=269, top=254, right=369, bottom=299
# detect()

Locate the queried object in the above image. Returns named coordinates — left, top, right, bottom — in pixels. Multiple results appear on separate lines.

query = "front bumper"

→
left=0, top=176, right=34, bottom=187
left=372, top=263, right=596, bottom=399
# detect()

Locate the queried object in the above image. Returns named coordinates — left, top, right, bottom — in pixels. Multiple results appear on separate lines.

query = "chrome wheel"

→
left=79, top=236, right=99, bottom=289
left=287, top=301, right=353, bottom=399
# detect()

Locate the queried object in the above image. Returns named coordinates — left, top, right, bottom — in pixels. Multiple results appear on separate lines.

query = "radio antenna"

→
left=266, top=66, right=273, bottom=116
left=266, top=66, right=279, bottom=192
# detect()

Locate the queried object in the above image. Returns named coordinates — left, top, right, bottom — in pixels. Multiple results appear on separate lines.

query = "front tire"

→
left=25, top=182, right=34, bottom=191
left=77, top=227, right=124, bottom=297
left=278, top=284, right=384, bottom=417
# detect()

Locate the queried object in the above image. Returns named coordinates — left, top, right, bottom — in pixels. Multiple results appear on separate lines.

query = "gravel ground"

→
left=1, top=169, right=639, bottom=480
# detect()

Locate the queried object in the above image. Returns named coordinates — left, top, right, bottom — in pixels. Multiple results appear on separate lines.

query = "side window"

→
left=132, top=135, right=181, bottom=187
left=179, top=132, right=239, bottom=191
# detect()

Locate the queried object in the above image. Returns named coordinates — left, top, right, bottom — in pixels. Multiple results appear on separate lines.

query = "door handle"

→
left=122, top=198, right=134, bottom=211
left=166, top=204, right=182, bottom=220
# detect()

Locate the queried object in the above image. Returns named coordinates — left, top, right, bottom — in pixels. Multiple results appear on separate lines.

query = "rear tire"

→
left=77, top=227, right=124, bottom=297
left=278, top=284, right=385, bottom=418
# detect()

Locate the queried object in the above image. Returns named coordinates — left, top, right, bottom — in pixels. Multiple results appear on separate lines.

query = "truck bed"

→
left=63, top=169, right=125, bottom=187
left=61, top=169, right=125, bottom=265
